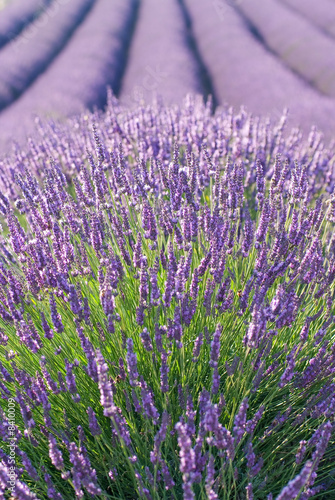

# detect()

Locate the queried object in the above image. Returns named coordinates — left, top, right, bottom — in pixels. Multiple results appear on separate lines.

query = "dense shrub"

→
left=0, top=95, right=334, bottom=499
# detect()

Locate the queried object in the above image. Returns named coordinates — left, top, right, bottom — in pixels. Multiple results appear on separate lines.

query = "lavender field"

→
left=1, top=0, right=335, bottom=148
left=0, top=1, right=335, bottom=499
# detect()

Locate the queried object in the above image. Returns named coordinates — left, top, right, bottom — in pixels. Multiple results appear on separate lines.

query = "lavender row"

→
left=2, top=92, right=335, bottom=200
left=280, top=0, right=335, bottom=40
left=0, top=0, right=94, bottom=111
left=237, top=0, right=335, bottom=98
left=0, top=0, right=138, bottom=152
left=0, top=0, right=51, bottom=49
left=182, top=0, right=335, bottom=140
left=120, top=0, right=203, bottom=107
left=0, top=95, right=334, bottom=498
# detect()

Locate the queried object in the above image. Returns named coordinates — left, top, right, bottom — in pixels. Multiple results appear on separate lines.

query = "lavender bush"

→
left=0, top=95, right=334, bottom=499
left=237, top=0, right=335, bottom=97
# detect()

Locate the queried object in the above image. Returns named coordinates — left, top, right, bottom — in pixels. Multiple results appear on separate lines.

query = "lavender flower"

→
left=64, top=359, right=78, bottom=394
left=279, top=345, right=298, bottom=388
left=140, top=327, right=153, bottom=352
left=48, top=434, right=64, bottom=470
left=149, top=260, right=160, bottom=304
left=210, top=325, right=222, bottom=367
left=150, top=411, right=169, bottom=465
left=49, top=293, right=64, bottom=334
left=68, top=284, right=81, bottom=315
left=246, top=483, right=253, bottom=500
left=68, top=441, right=102, bottom=497
left=205, top=455, right=218, bottom=499
left=295, top=440, right=307, bottom=465
left=17, top=450, right=39, bottom=481
left=197, top=250, right=212, bottom=277
left=44, top=473, right=64, bottom=500
left=140, top=378, right=159, bottom=424
left=126, top=338, right=139, bottom=387
left=40, top=311, right=53, bottom=340
left=0, top=91, right=335, bottom=499
left=233, top=398, right=249, bottom=444
left=255, top=200, right=270, bottom=243
left=175, top=420, right=196, bottom=499
left=133, top=233, right=142, bottom=269
left=95, top=349, right=114, bottom=418
left=87, top=407, right=102, bottom=437
left=192, top=332, right=203, bottom=362
left=276, top=461, right=313, bottom=500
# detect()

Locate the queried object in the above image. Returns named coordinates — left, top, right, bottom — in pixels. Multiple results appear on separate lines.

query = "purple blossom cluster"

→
left=0, top=96, right=334, bottom=498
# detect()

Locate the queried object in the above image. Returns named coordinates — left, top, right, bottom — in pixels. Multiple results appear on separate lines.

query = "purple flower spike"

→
left=150, top=411, right=169, bottom=465
left=40, top=311, right=54, bottom=340
left=95, top=349, right=114, bottom=418
left=192, top=332, right=203, bottom=362
left=198, top=250, right=212, bottom=277
left=126, top=338, right=139, bottom=387
left=136, top=303, right=145, bottom=326
left=149, top=259, right=160, bottom=304
left=44, top=473, right=64, bottom=500
left=140, top=327, right=153, bottom=352
left=295, top=440, right=307, bottom=465
left=87, top=407, right=102, bottom=437
left=160, top=459, right=175, bottom=490
left=205, top=455, right=218, bottom=499
left=175, top=420, right=196, bottom=500
left=190, top=267, right=199, bottom=300
left=133, top=232, right=142, bottom=269
left=68, top=284, right=82, bottom=315
left=49, top=293, right=64, bottom=334
left=140, top=378, right=159, bottom=425
left=68, top=441, right=102, bottom=497
left=255, top=199, right=270, bottom=243
left=233, top=398, right=249, bottom=445
left=210, top=324, right=222, bottom=367
left=279, top=345, right=298, bottom=388
left=48, top=434, right=64, bottom=471
left=64, top=359, right=78, bottom=394
left=17, top=450, right=39, bottom=481
left=13, top=479, right=37, bottom=500
left=276, top=461, right=313, bottom=500
left=246, top=482, right=253, bottom=500
left=96, top=349, right=131, bottom=446
left=310, top=421, right=332, bottom=476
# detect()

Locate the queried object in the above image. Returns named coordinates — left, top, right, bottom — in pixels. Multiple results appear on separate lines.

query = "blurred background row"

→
left=1, top=0, right=335, bottom=151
